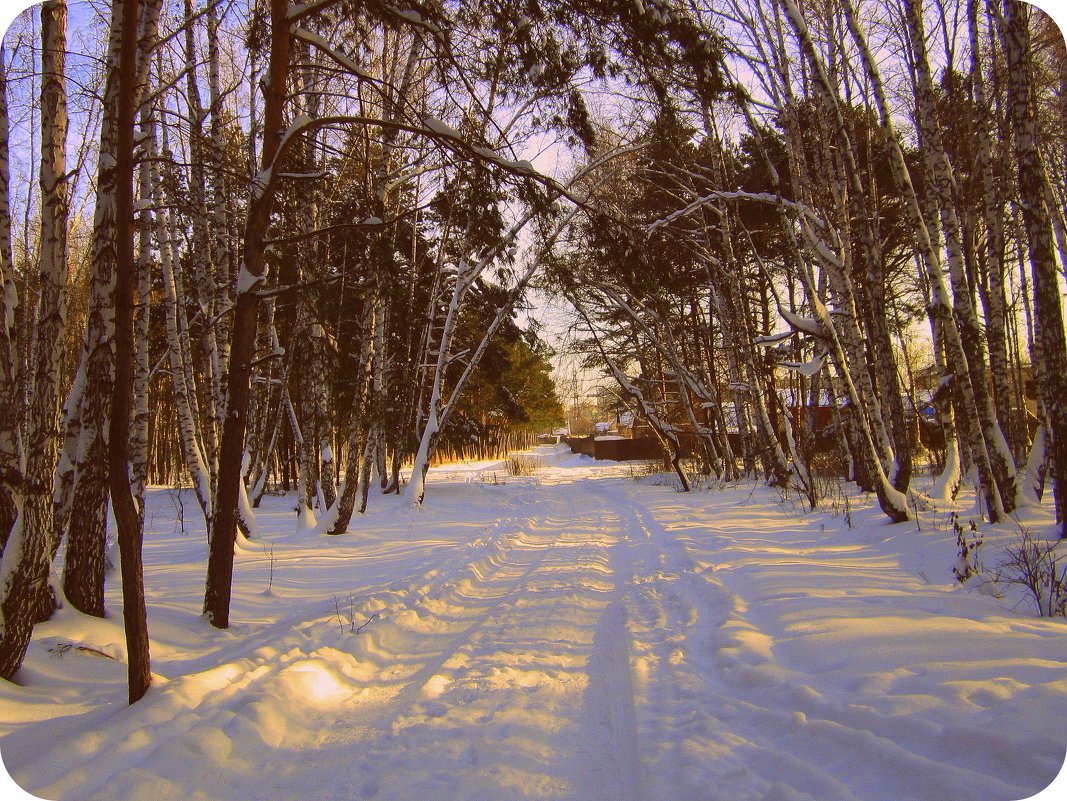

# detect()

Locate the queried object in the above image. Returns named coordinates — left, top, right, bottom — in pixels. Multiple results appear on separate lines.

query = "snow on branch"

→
left=753, top=331, right=795, bottom=347
left=250, top=114, right=316, bottom=201
left=779, top=307, right=824, bottom=338
left=237, top=265, right=268, bottom=295
left=380, top=5, right=440, bottom=34
left=645, top=190, right=827, bottom=232
left=287, top=0, right=342, bottom=21
left=423, top=116, right=461, bottom=138
left=779, top=353, right=826, bottom=377
left=293, top=28, right=372, bottom=79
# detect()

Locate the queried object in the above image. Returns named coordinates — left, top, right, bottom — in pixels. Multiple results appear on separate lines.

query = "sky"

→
left=1, top=0, right=1064, bottom=408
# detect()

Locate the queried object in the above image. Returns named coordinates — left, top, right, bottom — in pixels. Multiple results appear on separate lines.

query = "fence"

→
left=565, top=435, right=666, bottom=461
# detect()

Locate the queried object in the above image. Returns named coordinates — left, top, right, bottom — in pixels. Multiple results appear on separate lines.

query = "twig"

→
left=355, top=612, right=380, bottom=634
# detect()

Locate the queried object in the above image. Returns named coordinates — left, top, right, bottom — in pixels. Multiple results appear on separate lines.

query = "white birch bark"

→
left=1000, top=0, right=1067, bottom=534
left=0, top=0, right=70, bottom=675
left=182, top=0, right=222, bottom=470
left=968, top=0, right=1021, bottom=459
left=62, top=0, right=145, bottom=615
left=159, top=187, right=213, bottom=522
left=821, top=0, right=1006, bottom=520
left=0, top=45, right=21, bottom=549
left=903, top=0, right=1017, bottom=512
left=130, top=0, right=162, bottom=514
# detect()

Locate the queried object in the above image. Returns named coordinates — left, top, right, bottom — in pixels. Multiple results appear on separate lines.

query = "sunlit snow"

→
left=0, top=446, right=1064, bottom=801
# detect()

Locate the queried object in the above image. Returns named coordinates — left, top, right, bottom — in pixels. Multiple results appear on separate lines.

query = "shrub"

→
left=505, top=456, right=538, bottom=476
left=627, top=460, right=664, bottom=480
left=952, top=512, right=983, bottom=583
left=992, top=528, right=1067, bottom=618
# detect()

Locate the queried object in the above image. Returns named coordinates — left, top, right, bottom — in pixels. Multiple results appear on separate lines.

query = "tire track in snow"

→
left=20, top=491, right=561, bottom=801
left=599, top=487, right=1035, bottom=801
left=22, top=466, right=1054, bottom=801
left=332, top=478, right=635, bottom=800
left=598, top=486, right=880, bottom=800
left=352, top=518, right=557, bottom=739
left=578, top=600, right=644, bottom=801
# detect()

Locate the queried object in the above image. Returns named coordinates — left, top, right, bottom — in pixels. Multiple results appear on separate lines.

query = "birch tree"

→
left=60, top=0, right=147, bottom=617
left=1001, top=0, right=1067, bottom=535
left=0, top=0, right=69, bottom=678
left=0, top=45, right=19, bottom=550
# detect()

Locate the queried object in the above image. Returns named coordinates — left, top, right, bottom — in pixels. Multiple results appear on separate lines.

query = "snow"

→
left=504, top=158, right=535, bottom=173
left=469, top=146, right=538, bottom=177
left=235, top=265, right=265, bottom=295
left=250, top=168, right=272, bottom=202
left=780, top=307, right=824, bottom=338
left=1, top=446, right=1066, bottom=801
left=754, top=330, right=795, bottom=347
left=780, top=353, right=826, bottom=377
left=423, top=117, right=460, bottom=139
left=811, top=237, right=843, bottom=269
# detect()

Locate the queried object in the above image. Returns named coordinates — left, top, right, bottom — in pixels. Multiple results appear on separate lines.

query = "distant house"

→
left=912, top=363, right=1038, bottom=433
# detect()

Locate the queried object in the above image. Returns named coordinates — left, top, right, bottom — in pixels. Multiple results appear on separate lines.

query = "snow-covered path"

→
left=1, top=450, right=1065, bottom=801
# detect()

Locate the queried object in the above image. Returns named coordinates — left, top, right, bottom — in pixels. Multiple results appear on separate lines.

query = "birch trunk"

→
left=127, top=0, right=160, bottom=517
left=830, top=0, right=1006, bottom=519
left=904, top=0, right=1017, bottom=513
left=740, top=93, right=900, bottom=511
left=0, top=0, right=69, bottom=677
left=329, top=288, right=378, bottom=534
left=62, top=0, right=131, bottom=615
left=969, top=0, right=1021, bottom=459
left=206, top=0, right=231, bottom=382
left=182, top=0, right=222, bottom=469
left=0, top=46, right=20, bottom=550
left=158, top=192, right=213, bottom=521
left=1001, top=0, right=1067, bottom=534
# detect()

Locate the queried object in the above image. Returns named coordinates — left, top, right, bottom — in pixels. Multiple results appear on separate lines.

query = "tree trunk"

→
left=108, top=0, right=152, bottom=704
left=130, top=0, right=162, bottom=515
left=204, top=0, right=290, bottom=628
left=832, top=0, right=1006, bottom=520
left=904, top=0, right=1017, bottom=514
left=0, top=0, right=69, bottom=678
left=0, top=46, right=20, bottom=551
left=62, top=0, right=136, bottom=616
left=1002, top=0, right=1067, bottom=535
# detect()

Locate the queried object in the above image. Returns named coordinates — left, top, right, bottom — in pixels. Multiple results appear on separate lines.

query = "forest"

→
left=0, top=0, right=1064, bottom=714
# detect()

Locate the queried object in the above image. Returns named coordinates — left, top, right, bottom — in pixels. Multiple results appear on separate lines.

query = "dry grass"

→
left=505, top=456, right=539, bottom=476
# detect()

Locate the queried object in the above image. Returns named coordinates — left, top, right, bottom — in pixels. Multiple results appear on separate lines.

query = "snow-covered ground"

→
left=1, top=446, right=1065, bottom=801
